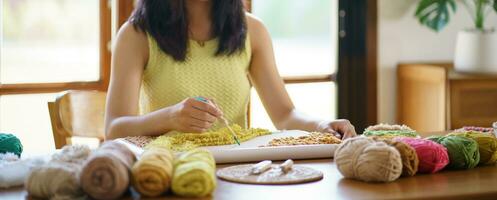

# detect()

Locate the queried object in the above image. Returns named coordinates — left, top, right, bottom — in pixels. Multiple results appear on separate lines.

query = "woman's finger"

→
left=208, top=99, right=224, bottom=116
left=189, top=117, right=213, bottom=129
left=188, top=125, right=207, bottom=133
left=189, top=108, right=217, bottom=123
left=341, top=125, right=357, bottom=140
left=189, top=98, right=222, bottom=117
left=324, top=127, right=342, bottom=139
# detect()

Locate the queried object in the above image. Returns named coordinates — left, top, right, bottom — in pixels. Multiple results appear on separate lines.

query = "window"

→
left=1, top=0, right=100, bottom=84
left=0, top=0, right=376, bottom=154
left=0, top=0, right=112, bottom=154
left=250, top=0, right=338, bottom=129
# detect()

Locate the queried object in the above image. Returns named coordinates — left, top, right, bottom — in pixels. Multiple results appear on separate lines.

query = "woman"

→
left=104, top=0, right=356, bottom=140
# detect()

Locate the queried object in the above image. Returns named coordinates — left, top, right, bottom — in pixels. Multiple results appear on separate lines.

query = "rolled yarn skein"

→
left=449, top=131, right=497, bottom=165
left=335, top=137, right=402, bottom=182
left=427, top=135, right=480, bottom=170
left=394, top=137, right=449, bottom=173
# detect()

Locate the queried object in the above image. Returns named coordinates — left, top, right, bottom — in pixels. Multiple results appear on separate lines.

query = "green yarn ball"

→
left=449, top=131, right=497, bottom=165
left=363, top=130, right=419, bottom=138
left=0, top=133, right=23, bottom=157
left=426, top=135, right=479, bottom=169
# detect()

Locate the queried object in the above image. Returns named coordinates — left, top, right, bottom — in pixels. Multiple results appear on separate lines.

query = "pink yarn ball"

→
left=394, top=137, right=449, bottom=173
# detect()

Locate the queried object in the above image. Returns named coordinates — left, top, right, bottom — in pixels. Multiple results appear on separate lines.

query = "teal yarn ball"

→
left=427, top=135, right=479, bottom=169
left=0, top=133, right=23, bottom=157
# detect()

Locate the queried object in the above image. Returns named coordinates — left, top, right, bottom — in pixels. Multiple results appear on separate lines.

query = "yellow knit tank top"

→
left=139, top=35, right=252, bottom=131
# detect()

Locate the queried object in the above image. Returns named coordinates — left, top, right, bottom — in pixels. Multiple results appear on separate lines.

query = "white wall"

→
left=378, top=0, right=497, bottom=123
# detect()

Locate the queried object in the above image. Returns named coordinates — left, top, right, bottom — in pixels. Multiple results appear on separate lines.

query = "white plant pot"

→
left=454, top=30, right=497, bottom=74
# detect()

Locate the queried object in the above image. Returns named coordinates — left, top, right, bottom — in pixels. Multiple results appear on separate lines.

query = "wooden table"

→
left=2, top=159, right=497, bottom=200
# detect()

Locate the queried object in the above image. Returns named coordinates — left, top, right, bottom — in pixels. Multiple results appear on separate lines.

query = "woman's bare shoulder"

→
left=245, top=13, right=271, bottom=51
left=114, top=22, right=148, bottom=53
left=113, top=22, right=149, bottom=64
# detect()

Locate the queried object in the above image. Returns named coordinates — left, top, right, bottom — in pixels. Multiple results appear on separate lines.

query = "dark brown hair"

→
left=130, top=0, right=247, bottom=61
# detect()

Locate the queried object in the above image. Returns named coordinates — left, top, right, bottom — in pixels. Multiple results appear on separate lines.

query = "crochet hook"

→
left=194, top=97, right=241, bottom=145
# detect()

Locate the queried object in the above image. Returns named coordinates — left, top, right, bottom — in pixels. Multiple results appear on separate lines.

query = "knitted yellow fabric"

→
left=139, top=35, right=252, bottom=130
left=145, top=125, right=271, bottom=152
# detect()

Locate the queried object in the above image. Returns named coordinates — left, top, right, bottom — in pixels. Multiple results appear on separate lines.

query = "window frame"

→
left=248, top=0, right=337, bottom=85
left=0, top=0, right=113, bottom=95
left=337, top=0, right=378, bottom=130
left=246, top=0, right=339, bottom=128
left=0, top=0, right=378, bottom=130
left=248, top=0, right=378, bottom=130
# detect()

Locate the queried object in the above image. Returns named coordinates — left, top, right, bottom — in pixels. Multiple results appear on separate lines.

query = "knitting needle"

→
left=207, top=99, right=242, bottom=146
left=194, top=97, right=241, bottom=145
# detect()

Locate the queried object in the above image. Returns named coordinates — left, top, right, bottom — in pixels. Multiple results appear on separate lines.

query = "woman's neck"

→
left=185, top=0, right=213, bottom=41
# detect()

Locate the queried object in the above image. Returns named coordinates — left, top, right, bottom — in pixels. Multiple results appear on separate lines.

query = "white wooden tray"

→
left=201, top=130, right=339, bottom=164
left=117, top=130, right=339, bottom=164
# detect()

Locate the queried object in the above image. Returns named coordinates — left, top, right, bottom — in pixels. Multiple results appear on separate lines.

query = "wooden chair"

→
left=48, top=90, right=107, bottom=149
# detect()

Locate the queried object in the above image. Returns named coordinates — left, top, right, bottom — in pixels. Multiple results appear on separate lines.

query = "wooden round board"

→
left=217, top=164, right=323, bottom=185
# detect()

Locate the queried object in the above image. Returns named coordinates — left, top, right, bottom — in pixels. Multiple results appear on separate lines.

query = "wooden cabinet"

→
left=397, top=63, right=497, bottom=133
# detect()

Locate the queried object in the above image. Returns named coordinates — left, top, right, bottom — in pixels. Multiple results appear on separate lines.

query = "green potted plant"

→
left=415, top=0, right=497, bottom=73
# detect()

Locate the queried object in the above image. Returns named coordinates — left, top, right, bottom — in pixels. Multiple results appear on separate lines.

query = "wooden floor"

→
left=2, top=158, right=497, bottom=200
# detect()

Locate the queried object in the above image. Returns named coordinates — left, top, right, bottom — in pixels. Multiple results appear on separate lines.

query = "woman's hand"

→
left=317, top=119, right=357, bottom=140
left=168, top=97, right=223, bottom=133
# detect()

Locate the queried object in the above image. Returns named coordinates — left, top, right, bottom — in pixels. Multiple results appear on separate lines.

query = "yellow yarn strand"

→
left=172, top=149, right=216, bottom=197
left=146, top=125, right=271, bottom=151
left=132, top=147, right=174, bottom=197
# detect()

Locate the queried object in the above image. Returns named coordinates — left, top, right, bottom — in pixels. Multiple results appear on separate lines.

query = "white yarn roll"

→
left=0, top=156, right=48, bottom=188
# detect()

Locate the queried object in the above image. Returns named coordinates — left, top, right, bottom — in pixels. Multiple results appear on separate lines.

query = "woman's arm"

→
left=246, top=15, right=356, bottom=139
left=104, top=23, right=221, bottom=139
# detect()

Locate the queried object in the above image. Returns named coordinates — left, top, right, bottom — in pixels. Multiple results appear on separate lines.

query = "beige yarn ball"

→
left=334, top=136, right=403, bottom=182
left=25, top=145, right=91, bottom=200
left=26, top=162, right=84, bottom=200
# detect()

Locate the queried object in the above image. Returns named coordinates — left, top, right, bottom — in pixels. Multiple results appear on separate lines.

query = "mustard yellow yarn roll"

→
left=449, top=131, right=497, bottom=165
left=172, top=149, right=216, bottom=197
left=132, top=147, right=174, bottom=197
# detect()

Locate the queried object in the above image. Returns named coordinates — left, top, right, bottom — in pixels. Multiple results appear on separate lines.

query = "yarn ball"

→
left=172, top=148, right=216, bottom=197
left=0, top=133, right=23, bottom=157
left=457, top=126, right=494, bottom=133
left=371, top=137, right=419, bottom=176
left=449, top=131, right=497, bottom=165
left=363, top=124, right=419, bottom=139
left=334, top=137, right=402, bottom=182
left=80, top=141, right=136, bottom=200
left=427, top=135, right=480, bottom=169
left=394, top=137, right=449, bottom=173
left=0, top=152, right=19, bottom=162
left=26, top=145, right=91, bottom=200
left=0, top=155, right=48, bottom=189
left=365, top=124, right=413, bottom=132
left=132, top=147, right=174, bottom=197
left=363, top=130, right=419, bottom=139
left=26, top=163, right=84, bottom=199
